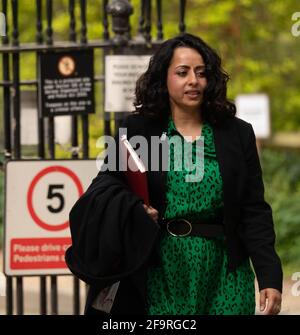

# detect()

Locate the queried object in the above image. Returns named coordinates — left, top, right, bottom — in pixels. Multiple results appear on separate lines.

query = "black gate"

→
left=0, top=0, right=187, bottom=315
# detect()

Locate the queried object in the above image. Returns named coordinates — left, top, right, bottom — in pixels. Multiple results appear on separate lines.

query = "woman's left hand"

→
left=259, top=288, right=282, bottom=315
left=142, top=204, right=159, bottom=223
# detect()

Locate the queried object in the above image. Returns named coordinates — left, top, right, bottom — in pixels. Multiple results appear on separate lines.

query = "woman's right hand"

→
left=142, top=204, right=159, bottom=223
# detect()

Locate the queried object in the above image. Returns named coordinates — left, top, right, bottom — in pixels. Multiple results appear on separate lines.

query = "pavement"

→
left=0, top=277, right=299, bottom=315
left=0, top=255, right=299, bottom=315
left=0, top=275, right=87, bottom=315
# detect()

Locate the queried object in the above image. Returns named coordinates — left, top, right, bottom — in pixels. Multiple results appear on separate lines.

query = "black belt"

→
left=163, top=218, right=224, bottom=238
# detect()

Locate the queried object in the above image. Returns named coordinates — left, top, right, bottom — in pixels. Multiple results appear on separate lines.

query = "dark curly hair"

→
left=134, top=33, right=236, bottom=124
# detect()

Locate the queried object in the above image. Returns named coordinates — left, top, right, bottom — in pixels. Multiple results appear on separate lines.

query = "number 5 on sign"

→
left=47, top=184, right=65, bottom=213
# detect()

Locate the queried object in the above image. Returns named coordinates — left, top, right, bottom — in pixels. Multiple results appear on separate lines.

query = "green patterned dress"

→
left=146, top=117, right=256, bottom=315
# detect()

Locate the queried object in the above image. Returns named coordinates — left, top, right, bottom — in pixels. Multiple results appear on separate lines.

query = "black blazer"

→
left=108, top=113, right=283, bottom=292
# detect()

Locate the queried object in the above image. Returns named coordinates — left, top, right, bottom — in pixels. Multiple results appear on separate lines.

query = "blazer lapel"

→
left=145, top=117, right=169, bottom=215
left=213, top=122, right=240, bottom=211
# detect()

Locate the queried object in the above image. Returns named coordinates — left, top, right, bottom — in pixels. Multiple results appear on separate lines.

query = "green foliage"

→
left=261, top=147, right=300, bottom=276
left=1, top=1, right=299, bottom=131
left=185, top=0, right=300, bottom=132
left=2, top=0, right=299, bottom=131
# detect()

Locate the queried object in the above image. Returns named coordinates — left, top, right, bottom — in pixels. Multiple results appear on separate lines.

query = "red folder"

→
left=120, top=135, right=150, bottom=206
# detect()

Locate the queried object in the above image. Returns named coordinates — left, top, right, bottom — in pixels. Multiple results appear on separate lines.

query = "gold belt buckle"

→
left=166, top=218, right=192, bottom=237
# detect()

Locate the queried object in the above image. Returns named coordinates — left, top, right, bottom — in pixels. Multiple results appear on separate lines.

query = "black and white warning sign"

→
left=38, top=50, right=95, bottom=116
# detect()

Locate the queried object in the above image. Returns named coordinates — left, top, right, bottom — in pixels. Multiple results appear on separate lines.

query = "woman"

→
left=65, top=33, right=282, bottom=315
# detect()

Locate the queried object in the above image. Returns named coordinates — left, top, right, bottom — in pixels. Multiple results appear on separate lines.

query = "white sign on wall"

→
left=105, top=55, right=151, bottom=112
left=20, top=91, right=71, bottom=146
left=235, top=94, right=271, bottom=139
left=4, top=160, right=100, bottom=276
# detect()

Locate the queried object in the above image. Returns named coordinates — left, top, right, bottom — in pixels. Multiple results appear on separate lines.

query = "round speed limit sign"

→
left=27, top=166, right=84, bottom=231
left=5, top=160, right=99, bottom=275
